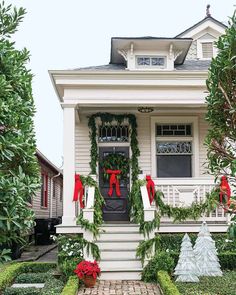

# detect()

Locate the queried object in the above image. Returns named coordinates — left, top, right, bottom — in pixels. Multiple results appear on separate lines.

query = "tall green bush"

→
left=205, top=11, right=236, bottom=238
left=0, top=1, right=40, bottom=251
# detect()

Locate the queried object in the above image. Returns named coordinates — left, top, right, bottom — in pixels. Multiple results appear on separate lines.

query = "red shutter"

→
left=44, top=174, right=48, bottom=207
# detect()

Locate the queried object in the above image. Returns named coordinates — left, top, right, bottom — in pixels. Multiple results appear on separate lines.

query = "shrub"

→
left=0, top=262, right=57, bottom=292
left=3, top=287, right=41, bottom=295
left=19, top=262, right=56, bottom=273
left=14, top=273, right=49, bottom=283
left=41, top=277, right=64, bottom=295
left=218, top=252, right=236, bottom=270
left=61, top=276, right=79, bottom=295
left=157, top=271, right=180, bottom=295
left=59, top=257, right=82, bottom=279
left=0, top=263, right=22, bottom=292
left=158, top=233, right=236, bottom=253
left=142, top=251, right=174, bottom=282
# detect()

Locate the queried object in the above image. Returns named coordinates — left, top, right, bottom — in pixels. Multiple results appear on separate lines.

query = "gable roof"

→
left=176, top=16, right=227, bottom=38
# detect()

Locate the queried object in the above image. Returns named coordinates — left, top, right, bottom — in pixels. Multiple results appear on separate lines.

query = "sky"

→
left=5, top=0, right=236, bottom=167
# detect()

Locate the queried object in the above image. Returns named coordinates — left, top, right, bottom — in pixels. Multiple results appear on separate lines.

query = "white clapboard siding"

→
left=75, top=115, right=91, bottom=175
left=74, top=112, right=209, bottom=178
left=136, top=114, right=151, bottom=175
left=199, top=113, right=209, bottom=177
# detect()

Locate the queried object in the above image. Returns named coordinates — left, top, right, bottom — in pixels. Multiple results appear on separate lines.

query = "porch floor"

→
left=78, top=280, right=161, bottom=295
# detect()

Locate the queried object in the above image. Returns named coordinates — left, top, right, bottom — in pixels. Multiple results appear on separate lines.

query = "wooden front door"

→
left=99, top=147, right=129, bottom=221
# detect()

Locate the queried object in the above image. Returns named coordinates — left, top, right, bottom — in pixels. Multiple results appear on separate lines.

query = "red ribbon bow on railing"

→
left=146, top=175, right=155, bottom=205
left=219, top=176, right=231, bottom=206
left=106, top=169, right=121, bottom=197
left=73, top=174, right=84, bottom=208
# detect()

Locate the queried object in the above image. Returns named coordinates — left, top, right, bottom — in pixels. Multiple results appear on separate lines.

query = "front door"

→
left=99, top=147, right=129, bottom=221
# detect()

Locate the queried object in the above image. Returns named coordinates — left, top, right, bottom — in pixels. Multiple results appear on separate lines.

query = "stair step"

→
left=98, top=232, right=143, bottom=241
left=101, top=224, right=140, bottom=233
left=97, top=241, right=140, bottom=250
left=100, top=269, right=142, bottom=280
left=100, top=259, right=142, bottom=269
left=101, top=250, right=137, bottom=260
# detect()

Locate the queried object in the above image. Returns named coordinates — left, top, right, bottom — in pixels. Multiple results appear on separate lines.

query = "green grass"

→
left=176, top=271, right=236, bottom=295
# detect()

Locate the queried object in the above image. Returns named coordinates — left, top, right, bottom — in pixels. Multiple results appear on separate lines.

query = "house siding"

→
left=75, top=115, right=91, bottom=175
left=33, top=161, right=63, bottom=219
left=75, top=113, right=209, bottom=178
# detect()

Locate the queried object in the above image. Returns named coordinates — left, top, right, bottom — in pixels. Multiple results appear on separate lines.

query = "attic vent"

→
left=202, top=42, right=213, bottom=58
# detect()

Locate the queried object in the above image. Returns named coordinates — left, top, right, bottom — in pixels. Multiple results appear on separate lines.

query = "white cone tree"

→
left=194, top=222, right=222, bottom=276
left=174, top=233, right=199, bottom=282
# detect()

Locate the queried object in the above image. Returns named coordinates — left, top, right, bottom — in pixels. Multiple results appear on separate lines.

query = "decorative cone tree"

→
left=205, top=11, right=236, bottom=238
left=0, top=2, right=40, bottom=259
left=174, top=233, right=199, bottom=282
left=194, top=222, right=222, bottom=276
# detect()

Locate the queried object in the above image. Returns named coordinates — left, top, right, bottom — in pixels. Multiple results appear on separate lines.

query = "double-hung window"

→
left=156, top=124, right=193, bottom=177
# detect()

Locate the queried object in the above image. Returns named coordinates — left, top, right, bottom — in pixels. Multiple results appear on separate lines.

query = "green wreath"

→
left=100, top=153, right=130, bottom=180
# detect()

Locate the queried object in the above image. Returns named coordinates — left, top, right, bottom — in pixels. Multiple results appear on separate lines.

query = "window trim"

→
left=151, top=116, right=199, bottom=178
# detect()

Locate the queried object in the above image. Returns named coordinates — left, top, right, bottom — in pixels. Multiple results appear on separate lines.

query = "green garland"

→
left=77, top=175, right=105, bottom=242
left=100, top=153, right=130, bottom=180
left=88, top=113, right=140, bottom=182
left=136, top=181, right=221, bottom=263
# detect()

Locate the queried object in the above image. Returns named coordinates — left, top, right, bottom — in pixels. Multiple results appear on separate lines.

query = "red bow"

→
left=146, top=175, right=155, bottom=205
left=73, top=174, right=84, bottom=208
left=106, top=169, right=121, bottom=197
left=219, top=176, right=231, bottom=206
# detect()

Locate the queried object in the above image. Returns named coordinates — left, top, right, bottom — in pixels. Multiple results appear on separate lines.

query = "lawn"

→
left=176, top=271, right=236, bottom=295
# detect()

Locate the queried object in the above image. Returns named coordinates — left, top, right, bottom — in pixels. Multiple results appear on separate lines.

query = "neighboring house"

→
left=34, top=149, right=63, bottom=220
left=49, top=9, right=228, bottom=279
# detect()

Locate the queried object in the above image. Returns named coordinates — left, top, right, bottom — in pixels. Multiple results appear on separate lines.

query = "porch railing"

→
left=140, top=176, right=228, bottom=223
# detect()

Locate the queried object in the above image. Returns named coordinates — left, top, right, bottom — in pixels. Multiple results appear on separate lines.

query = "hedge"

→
left=0, top=264, right=23, bottom=292
left=0, top=262, right=56, bottom=293
left=157, top=271, right=180, bottom=295
left=158, top=233, right=236, bottom=253
left=61, top=276, right=79, bottom=295
left=169, top=251, right=236, bottom=270
left=14, top=273, right=49, bottom=284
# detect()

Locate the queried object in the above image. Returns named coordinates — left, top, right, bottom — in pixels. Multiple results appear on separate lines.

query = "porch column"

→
left=62, top=104, right=76, bottom=226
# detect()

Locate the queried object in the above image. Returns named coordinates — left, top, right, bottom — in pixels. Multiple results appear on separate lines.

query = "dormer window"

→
left=136, top=56, right=166, bottom=69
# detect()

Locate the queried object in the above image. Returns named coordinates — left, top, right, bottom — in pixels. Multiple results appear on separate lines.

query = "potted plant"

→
left=74, top=260, right=101, bottom=288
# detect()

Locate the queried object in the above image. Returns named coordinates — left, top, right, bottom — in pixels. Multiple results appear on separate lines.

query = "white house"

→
left=49, top=10, right=228, bottom=279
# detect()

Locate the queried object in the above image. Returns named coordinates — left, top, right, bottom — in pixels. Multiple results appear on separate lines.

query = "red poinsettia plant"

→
left=74, top=260, right=101, bottom=279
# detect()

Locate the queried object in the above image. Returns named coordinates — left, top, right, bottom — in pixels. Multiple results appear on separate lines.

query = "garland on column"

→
left=88, top=113, right=140, bottom=182
left=77, top=175, right=105, bottom=241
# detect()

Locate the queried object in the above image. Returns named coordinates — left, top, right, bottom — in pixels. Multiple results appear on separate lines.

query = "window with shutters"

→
left=202, top=42, right=213, bottom=58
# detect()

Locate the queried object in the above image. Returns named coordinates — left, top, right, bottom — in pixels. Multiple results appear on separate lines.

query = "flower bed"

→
left=176, top=271, right=236, bottom=295
left=0, top=262, right=74, bottom=295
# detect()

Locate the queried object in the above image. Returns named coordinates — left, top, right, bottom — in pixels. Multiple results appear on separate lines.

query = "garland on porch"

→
left=88, top=113, right=140, bottom=182
left=135, top=181, right=221, bottom=263
left=77, top=175, right=105, bottom=242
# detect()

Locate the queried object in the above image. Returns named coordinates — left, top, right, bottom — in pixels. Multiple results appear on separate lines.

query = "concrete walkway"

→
left=78, top=280, right=161, bottom=295
left=36, top=247, right=58, bottom=262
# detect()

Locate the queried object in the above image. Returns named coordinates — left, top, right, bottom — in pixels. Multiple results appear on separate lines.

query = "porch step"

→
left=97, top=240, right=141, bottom=250
left=100, top=259, right=142, bottom=269
left=99, top=232, right=142, bottom=241
left=97, top=223, right=143, bottom=280
left=101, top=249, right=137, bottom=260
